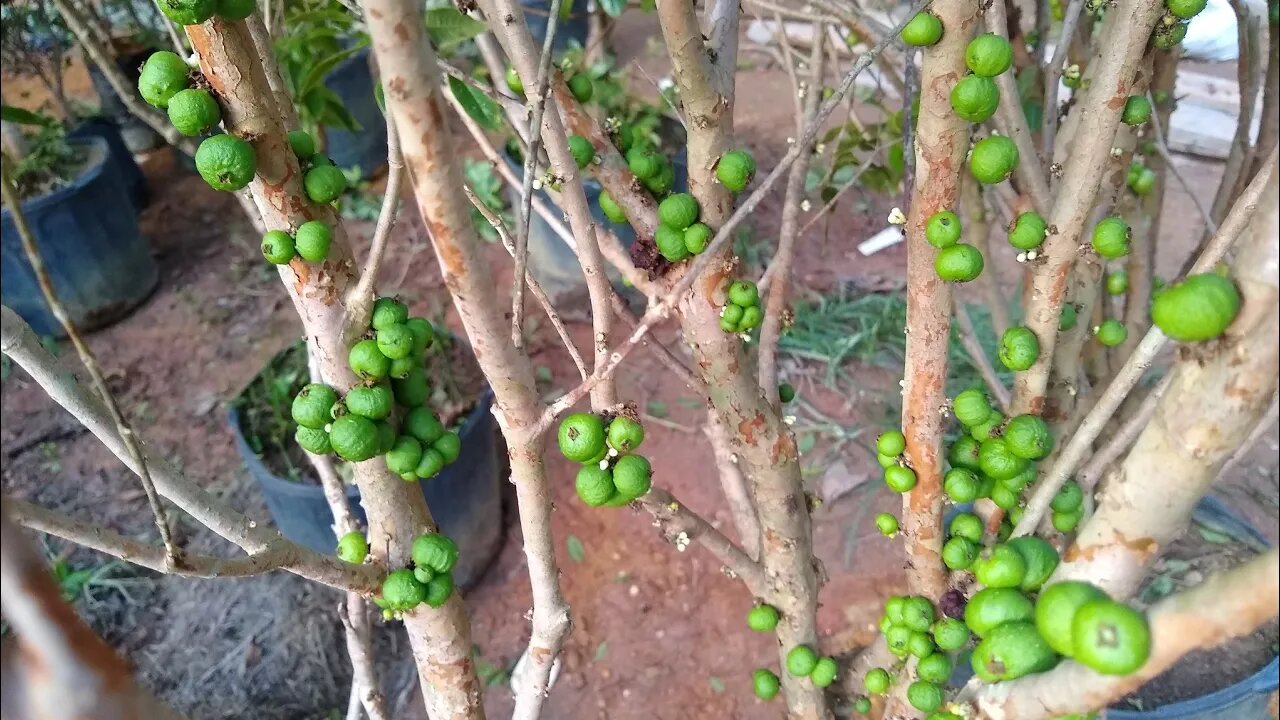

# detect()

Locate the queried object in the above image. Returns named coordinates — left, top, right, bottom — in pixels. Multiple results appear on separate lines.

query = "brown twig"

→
left=638, top=487, right=766, bottom=591
left=1, top=163, right=182, bottom=568
left=954, top=304, right=1011, bottom=411
left=1077, top=373, right=1171, bottom=493
left=1147, top=91, right=1217, bottom=237
left=349, top=111, right=405, bottom=314
left=983, top=0, right=1051, bottom=212
left=1041, top=0, right=1085, bottom=161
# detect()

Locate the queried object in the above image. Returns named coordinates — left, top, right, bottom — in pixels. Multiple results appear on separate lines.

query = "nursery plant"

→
left=1, top=0, right=1277, bottom=719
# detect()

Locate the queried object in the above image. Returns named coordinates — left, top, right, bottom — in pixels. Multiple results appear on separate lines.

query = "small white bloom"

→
left=888, top=207, right=907, bottom=225
left=658, top=77, right=675, bottom=91
left=801, top=199, right=812, bottom=212
left=675, top=532, right=691, bottom=552
left=784, top=415, right=797, bottom=425
left=532, top=178, right=544, bottom=190
left=1016, top=252, right=1028, bottom=263
left=1027, top=249, right=1039, bottom=260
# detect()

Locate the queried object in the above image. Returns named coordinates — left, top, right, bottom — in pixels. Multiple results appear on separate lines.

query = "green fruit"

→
left=626, top=147, right=661, bottom=179
left=902, top=596, right=936, bottom=632
left=304, top=165, right=348, bottom=204
left=737, top=305, right=763, bottom=331
left=292, top=383, right=339, bottom=429
left=375, top=421, right=396, bottom=455
left=990, top=482, right=1020, bottom=510
left=971, top=621, right=1058, bottom=681
left=949, top=512, right=983, bottom=543
left=786, top=645, right=819, bottom=676
left=950, top=75, right=1001, bottom=123
left=138, top=51, right=190, bottom=108
left=1008, top=211, right=1048, bottom=250
left=864, top=667, right=891, bottom=694
left=888, top=625, right=913, bottom=655
left=433, top=431, right=461, bottom=465
left=336, top=531, right=368, bottom=564
left=943, top=468, right=979, bottom=503
left=915, top=653, right=952, bottom=684
left=399, top=409, right=442, bottom=450
left=568, top=135, right=595, bottom=169
left=345, top=384, right=393, bottom=420
left=424, top=573, right=454, bottom=608
left=925, top=210, right=962, bottom=249
left=979, top=438, right=1028, bottom=481
left=374, top=324, right=415, bottom=361
left=388, top=356, right=415, bottom=379
left=658, top=193, right=700, bottom=230
left=295, top=220, right=332, bottom=262
left=261, top=230, right=295, bottom=264
left=1072, top=599, right=1151, bottom=675
left=216, top=0, right=256, bottom=20
left=195, top=134, right=256, bottom=191
left=877, top=430, right=907, bottom=457
left=414, top=447, right=446, bottom=479
left=1152, top=273, right=1241, bottom=342
left=1094, top=319, right=1127, bottom=347
left=683, top=223, right=712, bottom=254
left=1154, top=21, right=1189, bottom=50
left=999, top=465, right=1035, bottom=493
left=875, top=513, right=900, bottom=536
left=1036, top=581, right=1108, bottom=656
left=932, top=618, right=971, bottom=651
left=778, top=383, right=796, bottom=403
left=811, top=657, right=838, bottom=687
left=901, top=12, right=944, bottom=46
left=349, top=339, right=391, bottom=381
left=385, top=435, right=424, bottom=475
left=558, top=413, right=606, bottom=463
left=974, top=544, right=1028, bottom=588
left=953, top=388, right=993, bottom=427
left=655, top=224, right=690, bottom=262
left=329, top=414, right=380, bottom=462
left=287, top=130, right=315, bottom=159
left=753, top=669, right=781, bottom=700
left=1059, top=304, right=1078, bottom=330
left=1121, top=95, right=1152, bottom=125
left=505, top=65, right=524, bottom=95
left=935, top=243, right=985, bottom=282
left=999, top=326, right=1040, bottom=372
left=167, top=88, right=221, bottom=136
left=969, top=411, right=1005, bottom=442
left=1129, top=166, right=1156, bottom=195
left=1106, top=271, right=1129, bottom=296
left=721, top=303, right=745, bottom=329
left=1007, top=536, right=1060, bottom=592
left=970, top=135, right=1019, bottom=185
left=885, top=465, right=918, bottom=493
left=747, top=603, right=781, bottom=632
left=943, top=535, right=979, bottom=569
left=599, top=190, right=627, bottom=223
left=908, top=681, right=943, bottom=712
left=965, top=33, right=1014, bottom=77
left=612, top=454, right=652, bottom=498
left=965, top=587, right=1035, bottom=637
left=727, top=280, right=760, bottom=307
left=644, top=162, right=676, bottom=195
left=908, top=631, right=936, bottom=658
left=1167, top=0, right=1208, bottom=19
left=1092, top=217, right=1131, bottom=259
left=405, top=316, right=435, bottom=353
left=295, top=425, right=332, bottom=454
left=412, top=532, right=459, bottom=573
left=884, top=595, right=907, bottom=624
left=381, top=568, right=427, bottom=610
left=948, top=435, right=982, bottom=471
left=392, top=366, right=430, bottom=407
left=371, top=297, right=409, bottom=330
left=853, top=697, right=872, bottom=714
left=605, top=416, right=645, bottom=452
left=1052, top=507, right=1083, bottom=532
left=1003, top=414, right=1053, bottom=460
left=157, top=0, right=216, bottom=25
left=716, top=150, right=755, bottom=192
left=1050, top=481, right=1084, bottom=513
left=568, top=73, right=594, bottom=102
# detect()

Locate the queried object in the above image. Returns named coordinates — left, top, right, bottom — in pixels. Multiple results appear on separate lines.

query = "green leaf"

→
left=599, top=0, right=627, bottom=16
left=1, top=105, right=53, bottom=126
left=593, top=641, right=608, bottom=661
left=425, top=7, right=487, bottom=50
left=645, top=399, right=668, bottom=418
left=298, top=44, right=367, bottom=98
left=448, top=75, right=503, bottom=131
left=566, top=535, right=585, bottom=562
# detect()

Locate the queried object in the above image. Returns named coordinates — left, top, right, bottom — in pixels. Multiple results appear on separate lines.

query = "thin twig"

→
left=351, top=112, right=404, bottom=308
left=1147, top=91, right=1218, bottom=236
left=638, top=487, right=767, bottom=592
left=983, top=0, right=1051, bottom=212
left=511, top=0, right=563, bottom=350
left=955, top=304, right=1011, bottom=410
left=770, top=11, right=806, bottom=129
left=466, top=186, right=589, bottom=380
left=1, top=164, right=181, bottom=567
left=1214, top=390, right=1279, bottom=483
left=152, top=0, right=188, bottom=55
left=1077, top=372, right=1171, bottom=492
left=1041, top=0, right=1086, bottom=161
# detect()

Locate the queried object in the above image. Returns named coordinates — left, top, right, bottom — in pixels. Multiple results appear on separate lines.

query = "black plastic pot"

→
left=1, top=137, right=158, bottom=337
left=69, top=117, right=148, bottom=210
left=230, top=390, right=503, bottom=589
left=322, top=48, right=387, bottom=179
left=521, top=0, right=589, bottom=52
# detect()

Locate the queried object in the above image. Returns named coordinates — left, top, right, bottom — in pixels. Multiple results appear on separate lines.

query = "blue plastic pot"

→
left=229, top=389, right=503, bottom=589
left=322, top=48, right=387, bottom=179
left=1, top=137, right=158, bottom=337
left=521, top=0, right=589, bottom=52
left=69, top=117, right=148, bottom=210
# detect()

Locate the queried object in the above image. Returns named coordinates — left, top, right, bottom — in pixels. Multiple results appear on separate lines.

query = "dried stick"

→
left=1206, top=0, right=1266, bottom=228
left=1041, top=0, right=1085, bottom=161
left=954, top=304, right=1011, bottom=411
left=1009, top=0, right=1166, bottom=417
left=350, top=111, right=405, bottom=314
left=637, top=487, right=766, bottom=591
left=1148, top=91, right=1217, bottom=237
left=1, top=164, right=181, bottom=567
left=983, top=0, right=1052, bottom=212
left=759, top=25, right=827, bottom=408
left=1015, top=151, right=1277, bottom=535
left=704, top=418, right=762, bottom=559
left=1077, top=372, right=1171, bottom=492
left=466, top=186, right=589, bottom=380
left=964, top=550, right=1279, bottom=719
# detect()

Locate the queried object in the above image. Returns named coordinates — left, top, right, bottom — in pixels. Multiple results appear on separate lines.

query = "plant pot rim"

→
left=1, top=137, right=106, bottom=215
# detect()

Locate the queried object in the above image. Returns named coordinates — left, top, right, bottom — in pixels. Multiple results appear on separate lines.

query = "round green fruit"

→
left=990, top=483, right=1020, bottom=510
left=950, top=75, right=1000, bottom=123
left=295, top=220, right=332, bottom=262
left=752, top=669, right=781, bottom=700
left=371, top=297, right=409, bottom=330
left=1151, top=272, right=1241, bottom=342
left=901, top=12, right=944, bottom=46
left=908, top=681, right=943, bottom=712
left=658, top=193, right=699, bottom=230
left=167, top=88, right=221, bottom=136
left=747, top=603, right=781, bottom=632
left=971, top=621, right=1058, bottom=681
left=292, top=383, right=339, bottom=429
left=884, top=595, right=907, bottom=624
left=1008, top=211, right=1048, bottom=250
left=877, top=430, right=907, bottom=457
left=1007, top=536, right=1060, bottom=592
left=1121, top=96, right=1152, bottom=125
left=1129, top=166, right=1156, bottom=195
left=1155, top=21, right=1189, bottom=50
left=655, top=224, right=690, bottom=262
left=932, top=618, right=971, bottom=651
left=1052, top=507, right=1083, bottom=532
left=925, top=210, right=962, bottom=249
left=943, top=535, right=979, bottom=570
left=778, top=383, right=796, bottom=403
left=568, top=135, right=594, bottom=169
left=1003, top=414, right=1053, bottom=460
left=385, top=435, right=424, bottom=475
left=973, top=544, right=1028, bottom=589
left=1106, top=271, right=1129, bottom=296
left=948, top=435, right=982, bottom=471
left=195, top=134, right=256, bottom=191
left=853, top=697, right=872, bottom=714
left=295, top=425, right=332, bottom=455
left=405, top=316, right=435, bottom=353
left=157, top=0, right=216, bottom=26
left=337, top=531, right=369, bottom=564
left=716, top=150, right=755, bottom=192
left=424, top=573, right=454, bottom=608
left=728, top=279, right=760, bottom=307
left=902, top=596, right=936, bottom=632
left=611, top=454, right=652, bottom=498
left=376, top=323, right=415, bottom=361
left=908, top=631, right=936, bottom=658
left=683, top=223, right=712, bottom=255
left=1167, top=0, right=1208, bottom=19
left=999, top=325, right=1040, bottom=372
left=432, top=431, right=461, bottom=465
left=1094, top=319, right=1127, bottom=347
left=412, top=532, right=459, bottom=573
left=287, top=130, right=315, bottom=159
left=304, top=164, right=347, bottom=204
left=626, top=147, right=661, bottom=180
left=414, top=448, right=446, bottom=479
left=1036, top=581, right=1108, bottom=656
left=261, top=230, right=295, bottom=264
left=875, top=512, right=900, bottom=536
left=382, top=568, right=427, bottom=610
left=391, top=366, right=428, bottom=407
left=979, top=438, right=1028, bottom=481
left=1092, top=216, right=1131, bottom=259
left=811, top=656, right=839, bottom=687
left=864, top=667, right=891, bottom=694
left=935, top=243, right=985, bottom=282
left=737, top=305, right=763, bottom=332
left=643, top=162, right=676, bottom=195
left=970, top=135, right=1019, bottom=185
left=599, top=190, right=628, bottom=223
left=606, top=416, right=645, bottom=452
left=786, top=645, right=819, bottom=676
left=944, top=468, right=980, bottom=503
left=345, top=384, right=393, bottom=420
left=1072, top=599, right=1151, bottom=675
left=953, top=387, right=993, bottom=427
left=969, top=411, right=1005, bottom=442
left=885, top=465, right=918, bottom=493
left=349, top=339, right=391, bottom=381
left=966, top=586, right=1035, bottom=637
left=216, top=0, right=256, bottom=19
left=329, top=414, right=380, bottom=462
left=401, top=407, right=443, bottom=447
left=949, top=512, right=984, bottom=543
left=965, top=33, right=1014, bottom=77
left=505, top=65, right=524, bottom=95
left=138, top=51, right=190, bottom=108
left=567, top=73, right=593, bottom=102
left=558, top=412, right=607, bottom=463
left=1059, top=303, right=1079, bottom=331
